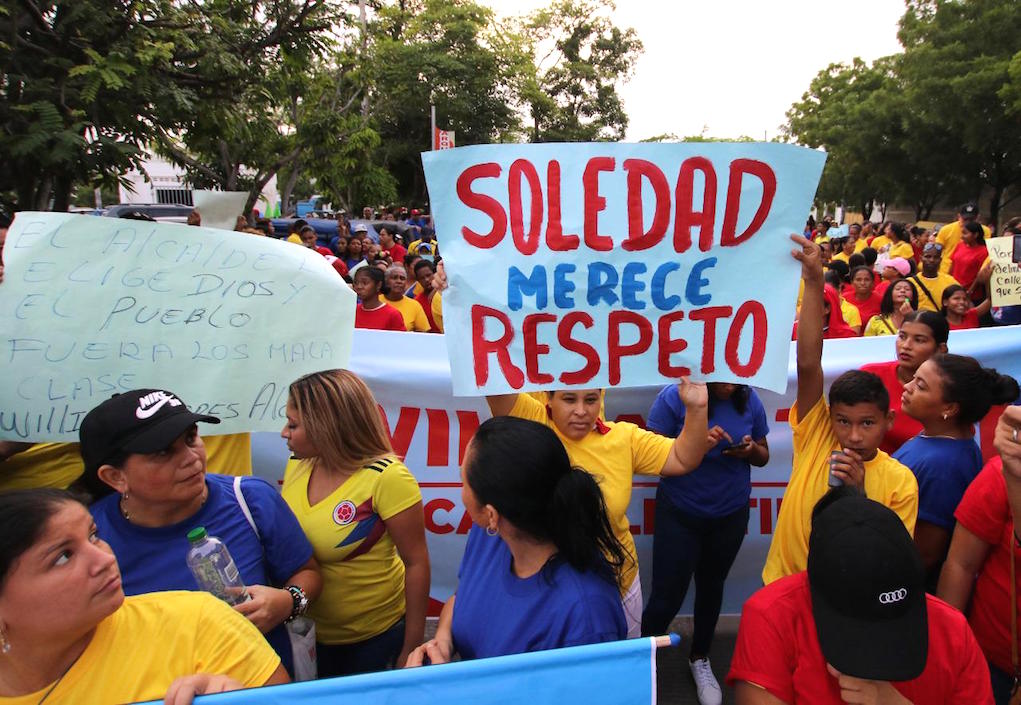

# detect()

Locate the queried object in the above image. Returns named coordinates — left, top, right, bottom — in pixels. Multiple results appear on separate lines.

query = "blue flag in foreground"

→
left=154, top=636, right=674, bottom=705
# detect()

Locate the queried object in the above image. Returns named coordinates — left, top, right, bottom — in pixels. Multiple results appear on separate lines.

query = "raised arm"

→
left=791, top=235, right=825, bottom=415
left=660, top=379, right=710, bottom=476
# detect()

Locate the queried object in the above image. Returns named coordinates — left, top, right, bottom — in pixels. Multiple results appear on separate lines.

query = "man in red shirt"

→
left=728, top=490, right=991, bottom=704
left=379, top=226, right=407, bottom=264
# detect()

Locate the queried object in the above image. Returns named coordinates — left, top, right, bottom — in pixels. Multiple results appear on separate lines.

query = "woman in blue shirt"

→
left=895, top=353, right=1019, bottom=589
left=640, top=383, right=768, bottom=705
left=405, top=416, right=626, bottom=666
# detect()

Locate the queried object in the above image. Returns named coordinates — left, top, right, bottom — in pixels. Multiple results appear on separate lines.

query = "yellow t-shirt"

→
left=387, top=295, right=430, bottom=332
left=864, top=314, right=898, bottom=337
left=0, top=591, right=279, bottom=705
left=0, top=443, right=83, bottom=491
left=911, top=272, right=960, bottom=312
left=840, top=299, right=861, bottom=329
left=831, top=251, right=851, bottom=264
left=281, top=456, right=421, bottom=644
left=204, top=433, right=253, bottom=476
left=886, top=241, right=914, bottom=261
left=869, top=235, right=893, bottom=253
left=937, top=222, right=991, bottom=274
left=761, top=398, right=918, bottom=585
left=509, top=393, right=672, bottom=592
left=431, top=290, right=444, bottom=333
left=286, top=233, right=302, bottom=244
left=854, top=238, right=868, bottom=253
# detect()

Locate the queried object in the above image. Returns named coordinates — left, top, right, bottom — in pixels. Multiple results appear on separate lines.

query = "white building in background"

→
left=118, top=153, right=280, bottom=215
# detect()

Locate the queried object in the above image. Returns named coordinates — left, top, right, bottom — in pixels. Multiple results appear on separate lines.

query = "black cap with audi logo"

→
left=807, top=491, right=928, bottom=681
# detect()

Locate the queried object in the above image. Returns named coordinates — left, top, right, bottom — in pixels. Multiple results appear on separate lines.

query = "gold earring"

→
left=0, top=623, right=10, bottom=655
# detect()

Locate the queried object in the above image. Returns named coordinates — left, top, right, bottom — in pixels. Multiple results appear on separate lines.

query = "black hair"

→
left=708, top=384, right=749, bottom=415
left=288, top=218, right=308, bottom=234
left=118, top=211, right=156, bottom=222
left=850, top=265, right=874, bottom=287
left=847, top=253, right=866, bottom=270
left=888, top=222, right=909, bottom=243
left=413, top=259, right=436, bottom=276
left=879, top=278, right=918, bottom=315
left=0, top=213, right=11, bottom=229
left=963, top=220, right=985, bottom=245
left=0, top=489, right=85, bottom=587
left=811, top=485, right=867, bottom=527
left=909, top=226, right=926, bottom=238
left=930, top=354, right=1020, bottom=426
left=299, top=225, right=316, bottom=236
left=940, top=284, right=967, bottom=313
left=828, top=370, right=890, bottom=413
left=848, top=222, right=861, bottom=233
left=826, top=259, right=850, bottom=282
left=465, top=416, right=628, bottom=583
left=901, top=310, right=950, bottom=345
left=1004, top=217, right=1021, bottom=235
left=355, top=265, right=384, bottom=288
left=824, top=269, right=844, bottom=290
left=861, top=247, right=878, bottom=267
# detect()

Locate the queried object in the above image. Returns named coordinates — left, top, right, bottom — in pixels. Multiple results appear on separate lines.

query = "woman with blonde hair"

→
left=281, top=370, right=429, bottom=677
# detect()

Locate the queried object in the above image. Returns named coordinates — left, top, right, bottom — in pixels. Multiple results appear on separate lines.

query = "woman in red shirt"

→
left=941, top=284, right=991, bottom=331
left=845, top=265, right=882, bottom=327
left=938, top=406, right=1021, bottom=703
left=353, top=267, right=405, bottom=331
left=860, top=310, right=949, bottom=454
left=949, top=221, right=989, bottom=304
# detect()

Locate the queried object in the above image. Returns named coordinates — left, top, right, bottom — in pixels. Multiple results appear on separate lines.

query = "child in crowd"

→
left=762, top=235, right=918, bottom=585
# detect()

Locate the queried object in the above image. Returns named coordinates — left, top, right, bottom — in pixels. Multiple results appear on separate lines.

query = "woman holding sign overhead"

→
left=486, top=381, right=710, bottom=638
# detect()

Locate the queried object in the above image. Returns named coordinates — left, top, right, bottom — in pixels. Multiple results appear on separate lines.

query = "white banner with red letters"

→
left=251, top=326, right=1021, bottom=615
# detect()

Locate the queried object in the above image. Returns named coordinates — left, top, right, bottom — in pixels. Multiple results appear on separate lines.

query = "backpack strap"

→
left=911, top=275, right=938, bottom=310
left=233, top=476, right=261, bottom=541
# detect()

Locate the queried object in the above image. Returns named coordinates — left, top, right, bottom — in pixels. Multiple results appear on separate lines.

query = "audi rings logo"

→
left=878, top=588, right=908, bottom=604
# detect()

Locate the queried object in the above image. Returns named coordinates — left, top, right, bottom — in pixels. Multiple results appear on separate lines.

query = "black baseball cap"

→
left=959, top=203, right=978, bottom=218
left=79, top=389, right=219, bottom=475
left=808, top=493, right=928, bottom=681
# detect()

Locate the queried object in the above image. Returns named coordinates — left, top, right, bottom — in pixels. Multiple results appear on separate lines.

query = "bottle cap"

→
left=187, top=527, right=208, bottom=543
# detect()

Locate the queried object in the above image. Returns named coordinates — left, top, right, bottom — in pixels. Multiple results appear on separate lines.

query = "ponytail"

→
left=547, top=467, right=628, bottom=582
left=464, top=416, right=628, bottom=584
left=931, top=353, right=1021, bottom=426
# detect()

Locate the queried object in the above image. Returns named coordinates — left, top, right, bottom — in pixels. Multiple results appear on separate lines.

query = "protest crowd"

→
left=1, top=197, right=1021, bottom=705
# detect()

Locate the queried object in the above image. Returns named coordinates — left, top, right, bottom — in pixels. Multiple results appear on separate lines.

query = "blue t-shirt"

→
left=451, top=526, right=625, bottom=660
left=646, top=385, right=769, bottom=517
left=893, top=435, right=983, bottom=530
left=92, top=474, right=313, bottom=673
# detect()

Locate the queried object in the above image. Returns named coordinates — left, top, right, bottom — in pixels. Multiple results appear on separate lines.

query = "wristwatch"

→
left=285, top=585, right=309, bottom=622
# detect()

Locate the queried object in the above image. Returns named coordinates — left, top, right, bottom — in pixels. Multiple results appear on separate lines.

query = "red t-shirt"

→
left=323, top=255, right=349, bottom=278
left=860, top=360, right=924, bottom=455
left=416, top=290, right=439, bottom=332
left=383, top=243, right=407, bottom=263
left=355, top=302, right=405, bottom=331
left=954, top=457, right=1018, bottom=673
left=948, top=308, right=980, bottom=330
left=846, top=291, right=882, bottom=328
left=726, top=572, right=992, bottom=704
left=949, top=242, right=988, bottom=292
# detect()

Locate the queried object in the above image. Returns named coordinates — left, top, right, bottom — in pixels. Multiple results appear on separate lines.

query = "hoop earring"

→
left=942, top=412, right=949, bottom=421
left=486, top=526, right=498, bottom=537
left=0, top=623, right=10, bottom=655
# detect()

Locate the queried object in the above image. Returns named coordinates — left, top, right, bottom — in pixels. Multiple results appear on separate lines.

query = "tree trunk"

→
left=280, top=162, right=301, bottom=216
left=988, top=186, right=1002, bottom=234
left=52, top=171, right=73, bottom=213
left=33, top=176, right=53, bottom=210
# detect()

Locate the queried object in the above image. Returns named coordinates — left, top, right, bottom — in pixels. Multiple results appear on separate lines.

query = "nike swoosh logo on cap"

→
left=136, top=394, right=176, bottom=419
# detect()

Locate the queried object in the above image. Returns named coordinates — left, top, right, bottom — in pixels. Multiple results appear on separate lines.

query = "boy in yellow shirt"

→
left=762, top=235, right=918, bottom=585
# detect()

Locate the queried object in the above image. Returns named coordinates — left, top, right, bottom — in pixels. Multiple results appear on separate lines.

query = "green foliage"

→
left=518, top=0, right=642, bottom=142
left=785, top=0, right=1021, bottom=223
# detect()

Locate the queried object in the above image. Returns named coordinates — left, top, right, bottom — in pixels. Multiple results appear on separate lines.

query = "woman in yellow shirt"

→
left=864, top=279, right=918, bottom=337
left=0, top=489, right=286, bottom=704
left=281, top=370, right=430, bottom=677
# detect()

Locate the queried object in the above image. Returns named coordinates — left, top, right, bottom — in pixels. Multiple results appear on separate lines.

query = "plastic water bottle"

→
left=185, top=527, right=250, bottom=606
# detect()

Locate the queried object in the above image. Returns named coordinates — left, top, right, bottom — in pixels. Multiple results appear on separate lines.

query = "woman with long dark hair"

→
left=406, top=417, right=627, bottom=666
left=863, top=278, right=918, bottom=337
left=950, top=221, right=989, bottom=304
left=896, top=355, right=1019, bottom=587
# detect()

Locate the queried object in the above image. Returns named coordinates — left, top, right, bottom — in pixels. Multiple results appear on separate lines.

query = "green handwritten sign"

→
left=1, top=213, right=355, bottom=441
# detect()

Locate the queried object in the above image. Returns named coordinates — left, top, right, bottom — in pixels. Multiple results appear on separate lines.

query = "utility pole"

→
left=430, top=103, right=436, bottom=151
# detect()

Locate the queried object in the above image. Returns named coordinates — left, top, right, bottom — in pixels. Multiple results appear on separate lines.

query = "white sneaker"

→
left=689, top=657, right=723, bottom=705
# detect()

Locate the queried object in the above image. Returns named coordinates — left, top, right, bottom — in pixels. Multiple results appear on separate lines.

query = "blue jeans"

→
left=316, top=617, right=405, bottom=678
left=640, top=489, right=749, bottom=656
